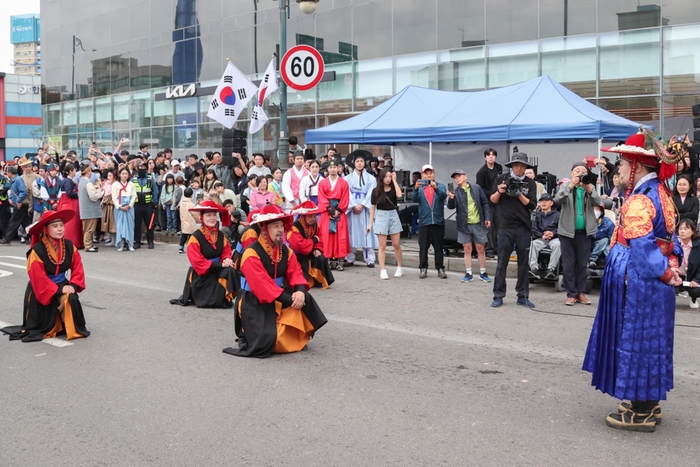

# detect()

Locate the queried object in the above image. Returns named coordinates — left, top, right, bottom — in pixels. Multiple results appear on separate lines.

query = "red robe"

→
left=287, top=221, right=334, bottom=289
left=317, top=176, right=350, bottom=258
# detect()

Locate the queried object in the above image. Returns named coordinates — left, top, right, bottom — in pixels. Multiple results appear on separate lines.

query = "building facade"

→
left=10, top=14, right=41, bottom=76
left=0, top=73, right=43, bottom=160
left=40, top=0, right=700, bottom=159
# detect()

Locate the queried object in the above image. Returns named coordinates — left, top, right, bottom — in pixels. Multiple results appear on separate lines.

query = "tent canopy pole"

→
left=429, top=142, right=432, bottom=165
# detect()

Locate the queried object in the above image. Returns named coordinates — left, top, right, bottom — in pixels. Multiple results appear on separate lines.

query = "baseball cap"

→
left=421, top=164, right=434, bottom=173
left=450, top=169, right=466, bottom=178
left=539, top=193, right=553, bottom=201
left=171, top=160, right=181, bottom=166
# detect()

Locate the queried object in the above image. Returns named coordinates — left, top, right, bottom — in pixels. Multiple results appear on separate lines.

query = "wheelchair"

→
left=528, top=243, right=567, bottom=292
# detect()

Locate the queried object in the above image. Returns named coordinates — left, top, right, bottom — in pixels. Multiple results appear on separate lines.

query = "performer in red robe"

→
left=223, top=205, right=327, bottom=358
left=170, top=200, right=239, bottom=308
left=288, top=200, right=335, bottom=289
left=232, top=209, right=261, bottom=270
left=1, top=210, right=90, bottom=342
left=317, top=160, right=350, bottom=270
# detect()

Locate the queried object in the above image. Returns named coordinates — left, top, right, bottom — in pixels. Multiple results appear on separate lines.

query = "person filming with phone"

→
left=554, top=162, right=602, bottom=306
left=412, top=165, right=447, bottom=279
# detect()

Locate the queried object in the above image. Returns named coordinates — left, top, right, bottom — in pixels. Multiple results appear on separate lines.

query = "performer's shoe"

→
left=437, top=268, right=448, bottom=279
left=576, top=293, right=592, bottom=305
left=618, top=401, right=662, bottom=425
left=605, top=410, right=657, bottom=432
left=419, top=268, right=427, bottom=279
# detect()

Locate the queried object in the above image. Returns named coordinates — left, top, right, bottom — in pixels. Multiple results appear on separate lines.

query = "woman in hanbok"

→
left=1, top=209, right=89, bottom=342
left=101, top=169, right=117, bottom=246
left=112, top=167, right=136, bottom=251
left=299, top=160, right=324, bottom=205
left=344, top=151, right=378, bottom=267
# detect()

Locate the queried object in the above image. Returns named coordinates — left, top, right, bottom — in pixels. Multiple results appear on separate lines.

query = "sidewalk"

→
left=153, top=231, right=520, bottom=276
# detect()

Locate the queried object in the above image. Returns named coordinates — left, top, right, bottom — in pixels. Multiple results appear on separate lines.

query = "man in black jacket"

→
left=489, top=153, right=537, bottom=308
left=476, top=148, right=502, bottom=258
left=447, top=169, right=491, bottom=283
left=528, top=193, right=561, bottom=280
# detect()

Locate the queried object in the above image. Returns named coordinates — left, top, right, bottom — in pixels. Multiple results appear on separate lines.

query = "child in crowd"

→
left=160, top=174, right=176, bottom=233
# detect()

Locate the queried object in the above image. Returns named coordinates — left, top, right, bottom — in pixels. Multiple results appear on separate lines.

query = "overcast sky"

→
left=0, top=1, right=41, bottom=74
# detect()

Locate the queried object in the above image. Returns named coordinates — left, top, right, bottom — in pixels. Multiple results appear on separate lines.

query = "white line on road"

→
left=0, top=261, right=27, bottom=270
left=0, top=256, right=27, bottom=261
left=0, top=319, right=73, bottom=347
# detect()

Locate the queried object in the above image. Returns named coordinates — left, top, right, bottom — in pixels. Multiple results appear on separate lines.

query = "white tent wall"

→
left=394, top=141, right=609, bottom=186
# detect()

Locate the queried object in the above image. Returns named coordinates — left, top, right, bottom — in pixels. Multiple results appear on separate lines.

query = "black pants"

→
left=134, top=203, right=155, bottom=246
left=0, top=203, right=11, bottom=238
left=2, top=204, right=29, bottom=242
left=678, top=275, right=700, bottom=301
left=418, top=224, right=445, bottom=270
left=560, top=231, right=591, bottom=298
left=493, top=226, right=531, bottom=299
left=485, top=203, right=499, bottom=256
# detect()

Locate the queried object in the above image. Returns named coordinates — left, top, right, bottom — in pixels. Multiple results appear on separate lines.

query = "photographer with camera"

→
left=554, top=162, right=602, bottom=306
left=489, top=153, right=537, bottom=308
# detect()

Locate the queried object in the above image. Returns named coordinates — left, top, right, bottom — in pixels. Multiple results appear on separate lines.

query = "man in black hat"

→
left=489, top=152, right=538, bottom=308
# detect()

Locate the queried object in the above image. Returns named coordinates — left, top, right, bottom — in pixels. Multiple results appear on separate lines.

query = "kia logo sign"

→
left=165, top=84, right=197, bottom=99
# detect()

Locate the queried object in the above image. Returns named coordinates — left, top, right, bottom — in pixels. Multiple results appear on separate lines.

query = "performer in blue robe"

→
left=344, top=151, right=378, bottom=267
left=583, top=131, right=683, bottom=433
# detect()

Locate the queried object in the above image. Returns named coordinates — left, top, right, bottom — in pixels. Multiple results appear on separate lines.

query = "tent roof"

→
left=305, top=75, right=643, bottom=144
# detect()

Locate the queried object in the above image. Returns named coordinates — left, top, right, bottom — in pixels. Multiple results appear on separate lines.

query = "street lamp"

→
left=277, top=0, right=319, bottom=170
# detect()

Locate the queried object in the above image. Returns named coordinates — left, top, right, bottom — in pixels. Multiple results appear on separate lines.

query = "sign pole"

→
left=277, top=0, right=290, bottom=170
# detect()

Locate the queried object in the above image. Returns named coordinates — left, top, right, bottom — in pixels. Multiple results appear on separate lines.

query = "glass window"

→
left=198, top=123, right=224, bottom=151
left=46, top=104, right=62, bottom=135
left=175, top=125, right=198, bottom=150
left=487, top=41, right=539, bottom=89
left=131, top=90, right=153, bottom=128
left=539, top=0, right=596, bottom=38
left=436, top=0, right=485, bottom=51
left=78, top=100, right=94, bottom=133
left=438, top=47, right=486, bottom=91
left=316, top=6, right=354, bottom=65
left=485, top=0, right=538, bottom=44
left=541, top=35, right=597, bottom=98
left=175, top=96, right=198, bottom=125
left=663, top=24, right=700, bottom=96
left=135, top=129, right=154, bottom=150
left=597, top=96, right=660, bottom=122
left=599, top=1, right=666, bottom=34
left=663, top=94, right=697, bottom=139
left=352, top=1, right=392, bottom=60
left=662, top=0, right=700, bottom=27
left=152, top=126, right=175, bottom=150
left=599, top=28, right=661, bottom=97
left=395, top=52, right=438, bottom=91
left=199, top=34, right=223, bottom=83
left=393, top=0, right=437, bottom=55
left=154, top=98, right=174, bottom=126
left=222, top=27, right=252, bottom=75
left=113, top=95, right=130, bottom=130
left=95, top=97, right=113, bottom=133
left=355, top=57, right=394, bottom=111
left=318, top=61, right=354, bottom=114
left=62, top=102, right=77, bottom=134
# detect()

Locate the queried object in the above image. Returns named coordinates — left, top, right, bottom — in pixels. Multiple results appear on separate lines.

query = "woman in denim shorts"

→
left=367, top=168, right=404, bottom=280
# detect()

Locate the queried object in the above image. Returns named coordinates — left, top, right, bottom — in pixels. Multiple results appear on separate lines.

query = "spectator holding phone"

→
left=412, top=164, right=447, bottom=279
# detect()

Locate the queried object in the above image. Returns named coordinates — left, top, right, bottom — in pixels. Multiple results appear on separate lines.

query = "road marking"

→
left=0, top=256, right=26, bottom=261
left=0, top=270, right=13, bottom=278
left=0, top=319, right=73, bottom=347
left=0, top=261, right=26, bottom=270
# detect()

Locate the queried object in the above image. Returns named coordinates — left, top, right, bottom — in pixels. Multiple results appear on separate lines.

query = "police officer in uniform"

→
left=132, top=161, right=159, bottom=249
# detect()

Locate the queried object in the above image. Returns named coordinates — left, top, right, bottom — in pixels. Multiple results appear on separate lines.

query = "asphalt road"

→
left=1, top=241, right=699, bottom=466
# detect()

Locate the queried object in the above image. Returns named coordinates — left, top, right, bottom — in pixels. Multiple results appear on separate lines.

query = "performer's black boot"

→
left=606, top=400, right=659, bottom=432
left=618, top=400, right=662, bottom=425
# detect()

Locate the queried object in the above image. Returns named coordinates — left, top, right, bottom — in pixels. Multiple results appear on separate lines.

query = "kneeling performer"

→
left=288, top=200, right=335, bottom=289
left=171, top=200, right=239, bottom=308
left=224, top=205, right=328, bottom=358
left=1, top=210, right=90, bottom=342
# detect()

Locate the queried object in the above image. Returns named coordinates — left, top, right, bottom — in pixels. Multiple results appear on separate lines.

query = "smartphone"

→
left=683, top=281, right=691, bottom=287
left=448, top=182, right=454, bottom=192
left=123, top=138, right=130, bottom=142
left=420, top=179, right=430, bottom=186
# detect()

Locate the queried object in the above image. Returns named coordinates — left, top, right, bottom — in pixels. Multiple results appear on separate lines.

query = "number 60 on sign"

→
left=281, top=45, right=325, bottom=91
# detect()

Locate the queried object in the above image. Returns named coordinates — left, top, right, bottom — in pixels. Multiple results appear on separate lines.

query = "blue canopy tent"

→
left=305, top=75, right=644, bottom=145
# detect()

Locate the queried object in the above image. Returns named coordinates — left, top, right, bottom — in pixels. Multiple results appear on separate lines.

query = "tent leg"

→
left=429, top=142, right=432, bottom=166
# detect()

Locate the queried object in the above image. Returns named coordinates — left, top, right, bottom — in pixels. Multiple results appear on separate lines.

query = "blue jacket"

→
left=8, top=175, right=27, bottom=205
left=592, top=215, right=614, bottom=241
left=412, top=182, right=447, bottom=226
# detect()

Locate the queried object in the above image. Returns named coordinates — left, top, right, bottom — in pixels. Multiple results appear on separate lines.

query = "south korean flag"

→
left=207, top=61, right=258, bottom=129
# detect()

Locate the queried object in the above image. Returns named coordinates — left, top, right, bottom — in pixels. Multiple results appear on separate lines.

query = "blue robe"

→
left=345, top=170, right=378, bottom=249
left=115, top=193, right=135, bottom=246
left=583, top=176, right=678, bottom=401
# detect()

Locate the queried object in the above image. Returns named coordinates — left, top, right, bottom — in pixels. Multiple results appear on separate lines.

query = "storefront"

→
left=0, top=72, right=43, bottom=161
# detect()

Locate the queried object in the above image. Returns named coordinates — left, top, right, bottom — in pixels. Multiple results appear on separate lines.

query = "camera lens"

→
left=581, top=175, right=591, bottom=184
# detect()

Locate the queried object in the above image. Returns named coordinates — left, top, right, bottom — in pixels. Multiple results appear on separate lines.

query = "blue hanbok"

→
left=345, top=169, right=378, bottom=264
left=583, top=175, right=678, bottom=402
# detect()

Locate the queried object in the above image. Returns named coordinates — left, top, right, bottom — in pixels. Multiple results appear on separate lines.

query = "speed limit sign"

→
left=281, top=45, right=325, bottom=91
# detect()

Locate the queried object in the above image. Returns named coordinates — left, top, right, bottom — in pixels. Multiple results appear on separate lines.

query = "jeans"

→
left=418, top=224, right=445, bottom=269
left=493, top=227, right=531, bottom=299
left=165, top=204, right=177, bottom=231
left=589, top=237, right=610, bottom=263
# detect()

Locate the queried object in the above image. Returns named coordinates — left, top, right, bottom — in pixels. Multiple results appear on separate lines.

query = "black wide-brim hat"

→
left=504, top=152, right=533, bottom=169
left=346, top=150, right=372, bottom=167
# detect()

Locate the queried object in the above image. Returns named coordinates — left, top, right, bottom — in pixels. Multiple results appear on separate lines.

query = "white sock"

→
left=480, top=268, right=486, bottom=274
left=466, top=268, right=472, bottom=275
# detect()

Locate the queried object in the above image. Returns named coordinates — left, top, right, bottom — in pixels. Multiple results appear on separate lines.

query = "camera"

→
left=580, top=174, right=592, bottom=185
left=503, top=175, right=527, bottom=197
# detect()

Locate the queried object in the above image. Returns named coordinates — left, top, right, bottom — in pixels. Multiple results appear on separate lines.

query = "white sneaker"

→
left=690, top=297, right=699, bottom=309
left=380, top=269, right=389, bottom=280
left=394, top=267, right=403, bottom=278
left=679, top=291, right=689, bottom=298
left=128, top=244, right=135, bottom=252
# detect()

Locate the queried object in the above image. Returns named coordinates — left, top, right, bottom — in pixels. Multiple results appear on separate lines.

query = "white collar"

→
left=634, top=172, right=657, bottom=190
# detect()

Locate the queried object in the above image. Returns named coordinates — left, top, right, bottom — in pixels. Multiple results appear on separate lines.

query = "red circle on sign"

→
left=281, top=45, right=325, bottom=91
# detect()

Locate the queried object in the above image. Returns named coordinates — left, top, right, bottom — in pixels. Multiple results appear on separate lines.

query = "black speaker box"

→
left=695, top=130, right=700, bottom=142
left=693, top=104, right=700, bottom=117
left=694, top=117, right=700, bottom=129
left=222, top=136, right=235, bottom=147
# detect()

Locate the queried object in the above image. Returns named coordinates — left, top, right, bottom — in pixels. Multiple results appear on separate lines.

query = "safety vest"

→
left=132, top=177, right=153, bottom=204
